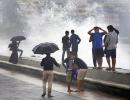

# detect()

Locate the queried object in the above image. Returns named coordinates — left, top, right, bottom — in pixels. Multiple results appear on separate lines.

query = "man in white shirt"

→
left=105, top=25, right=119, bottom=71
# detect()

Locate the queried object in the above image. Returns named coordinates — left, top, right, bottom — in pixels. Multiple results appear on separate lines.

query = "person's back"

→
left=41, top=53, right=60, bottom=97
left=70, top=30, right=81, bottom=57
left=73, top=57, right=88, bottom=92
left=41, top=56, right=59, bottom=70
left=74, top=58, right=88, bottom=69
left=70, top=34, right=80, bottom=45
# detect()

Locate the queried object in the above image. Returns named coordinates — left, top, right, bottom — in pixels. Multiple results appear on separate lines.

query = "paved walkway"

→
left=0, top=74, right=84, bottom=100
left=0, top=68, right=126, bottom=100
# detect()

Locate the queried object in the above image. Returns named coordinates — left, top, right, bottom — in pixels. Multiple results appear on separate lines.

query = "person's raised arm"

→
left=88, top=28, right=94, bottom=35
left=99, top=27, right=107, bottom=35
left=113, top=28, right=119, bottom=35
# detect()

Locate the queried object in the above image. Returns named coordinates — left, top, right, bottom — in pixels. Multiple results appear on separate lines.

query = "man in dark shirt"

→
left=70, top=30, right=81, bottom=57
left=62, top=31, right=70, bottom=64
left=41, top=53, right=60, bottom=97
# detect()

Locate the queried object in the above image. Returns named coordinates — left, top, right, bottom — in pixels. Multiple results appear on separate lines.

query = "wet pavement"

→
left=0, top=69, right=83, bottom=100
left=0, top=68, right=126, bottom=100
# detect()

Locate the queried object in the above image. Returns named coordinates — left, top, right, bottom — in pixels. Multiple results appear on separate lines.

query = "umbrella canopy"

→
left=32, top=42, right=59, bottom=54
left=74, top=58, right=88, bottom=69
left=10, top=36, right=26, bottom=41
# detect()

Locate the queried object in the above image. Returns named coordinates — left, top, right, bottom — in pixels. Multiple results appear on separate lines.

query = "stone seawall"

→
left=0, top=55, right=130, bottom=97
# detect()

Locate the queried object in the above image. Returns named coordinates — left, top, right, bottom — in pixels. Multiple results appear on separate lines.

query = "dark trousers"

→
left=92, top=48, right=97, bottom=67
left=72, top=45, right=78, bottom=57
left=62, top=48, right=70, bottom=64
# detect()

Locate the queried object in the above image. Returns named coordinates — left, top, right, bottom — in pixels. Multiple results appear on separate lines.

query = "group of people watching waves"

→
left=62, top=25, right=119, bottom=72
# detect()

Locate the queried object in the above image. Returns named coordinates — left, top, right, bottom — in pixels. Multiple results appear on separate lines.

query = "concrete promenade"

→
left=0, top=68, right=125, bottom=100
left=0, top=70, right=84, bottom=100
left=0, top=55, right=130, bottom=99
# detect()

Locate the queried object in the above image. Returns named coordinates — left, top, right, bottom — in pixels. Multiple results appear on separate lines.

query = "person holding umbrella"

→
left=32, top=42, right=60, bottom=98
left=8, top=41, right=18, bottom=64
left=41, top=53, right=60, bottom=97
left=10, top=36, right=26, bottom=58
left=73, top=57, right=88, bottom=92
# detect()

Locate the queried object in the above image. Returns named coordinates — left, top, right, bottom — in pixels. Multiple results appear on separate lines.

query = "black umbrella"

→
left=74, top=58, right=88, bottom=69
left=32, top=42, right=59, bottom=54
left=10, top=36, right=26, bottom=41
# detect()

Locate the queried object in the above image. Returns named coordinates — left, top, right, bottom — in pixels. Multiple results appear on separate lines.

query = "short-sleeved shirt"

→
left=64, top=58, right=74, bottom=70
left=105, top=31, right=118, bottom=50
left=70, top=34, right=81, bottom=45
left=62, top=36, right=70, bottom=49
left=91, top=32, right=104, bottom=48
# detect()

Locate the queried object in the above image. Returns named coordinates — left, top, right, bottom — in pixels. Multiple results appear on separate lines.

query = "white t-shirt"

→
left=105, top=31, right=118, bottom=50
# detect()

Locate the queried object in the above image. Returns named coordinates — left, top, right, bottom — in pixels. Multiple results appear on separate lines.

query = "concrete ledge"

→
left=0, top=60, right=130, bottom=97
left=1, top=55, right=130, bottom=85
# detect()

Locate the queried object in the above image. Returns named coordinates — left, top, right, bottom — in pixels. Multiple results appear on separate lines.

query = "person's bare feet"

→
left=74, top=90, right=81, bottom=92
left=67, top=89, right=74, bottom=92
left=48, top=94, right=54, bottom=98
left=112, top=69, right=115, bottom=71
left=98, top=67, right=102, bottom=69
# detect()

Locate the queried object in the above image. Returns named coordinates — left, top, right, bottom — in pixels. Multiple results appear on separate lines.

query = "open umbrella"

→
left=32, top=42, right=59, bottom=54
left=74, top=58, right=88, bottom=69
left=10, top=36, right=26, bottom=41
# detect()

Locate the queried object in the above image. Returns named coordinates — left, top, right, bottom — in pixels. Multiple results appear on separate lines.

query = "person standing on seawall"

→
left=104, top=25, right=119, bottom=71
left=70, top=29, right=81, bottom=57
left=62, top=31, right=70, bottom=65
left=8, top=41, right=19, bottom=64
left=88, top=26, right=107, bottom=69
left=89, top=34, right=97, bottom=68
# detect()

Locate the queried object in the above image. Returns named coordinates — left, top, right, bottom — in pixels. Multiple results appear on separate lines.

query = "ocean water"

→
left=0, top=0, right=130, bottom=69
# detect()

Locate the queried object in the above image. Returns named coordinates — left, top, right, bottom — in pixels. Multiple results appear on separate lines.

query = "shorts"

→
left=106, top=49, right=116, bottom=58
left=66, top=70, right=72, bottom=83
left=77, top=69, right=87, bottom=80
left=92, top=48, right=104, bottom=58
